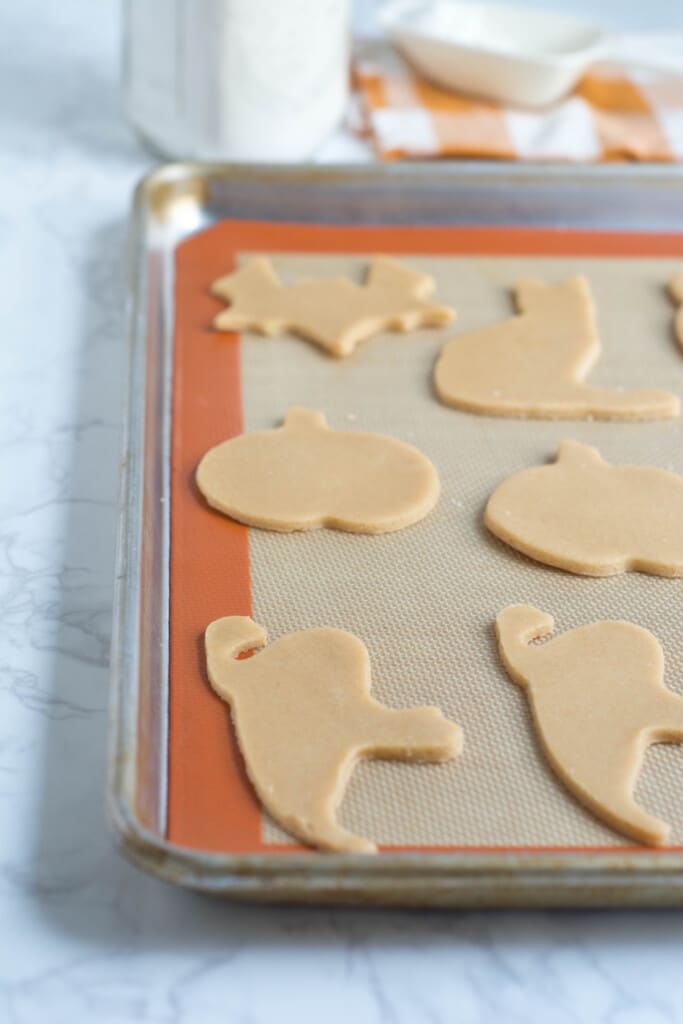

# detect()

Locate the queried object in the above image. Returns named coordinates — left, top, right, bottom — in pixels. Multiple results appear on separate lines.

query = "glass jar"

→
left=124, top=0, right=351, bottom=161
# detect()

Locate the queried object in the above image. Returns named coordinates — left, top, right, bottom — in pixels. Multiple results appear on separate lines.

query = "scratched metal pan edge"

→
left=109, top=162, right=683, bottom=906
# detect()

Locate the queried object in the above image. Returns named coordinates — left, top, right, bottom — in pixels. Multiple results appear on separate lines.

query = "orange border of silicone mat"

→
left=169, top=220, right=683, bottom=855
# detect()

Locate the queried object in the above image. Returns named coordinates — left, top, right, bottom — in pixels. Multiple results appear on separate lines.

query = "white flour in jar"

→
left=124, top=0, right=351, bottom=161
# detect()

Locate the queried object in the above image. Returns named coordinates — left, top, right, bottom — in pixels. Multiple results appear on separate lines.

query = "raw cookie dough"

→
left=485, top=440, right=683, bottom=577
left=669, top=271, right=683, bottom=352
left=196, top=407, right=440, bottom=533
left=434, top=275, right=679, bottom=420
left=211, top=256, right=455, bottom=357
left=205, top=616, right=462, bottom=853
left=496, top=604, right=683, bottom=845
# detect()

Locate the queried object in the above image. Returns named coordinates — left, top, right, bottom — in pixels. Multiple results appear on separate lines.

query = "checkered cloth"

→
left=353, top=41, right=683, bottom=162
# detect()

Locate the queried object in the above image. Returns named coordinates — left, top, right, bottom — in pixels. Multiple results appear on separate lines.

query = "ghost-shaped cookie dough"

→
left=435, top=276, right=679, bottom=420
left=485, top=440, right=683, bottom=577
left=210, top=256, right=455, bottom=357
left=206, top=616, right=462, bottom=853
left=497, top=604, right=683, bottom=845
left=196, top=407, right=440, bottom=533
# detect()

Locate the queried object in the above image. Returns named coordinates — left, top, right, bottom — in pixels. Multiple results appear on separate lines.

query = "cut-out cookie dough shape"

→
left=485, top=440, right=683, bottom=577
left=669, top=272, right=683, bottom=352
left=210, top=256, right=455, bottom=357
left=196, top=407, right=440, bottom=533
left=496, top=605, right=683, bottom=845
left=205, top=616, right=462, bottom=853
left=434, top=275, right=679, bottom=420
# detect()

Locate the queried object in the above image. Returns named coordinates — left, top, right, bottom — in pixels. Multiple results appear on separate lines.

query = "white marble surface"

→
left=4, top=1, right=683, bottom=1022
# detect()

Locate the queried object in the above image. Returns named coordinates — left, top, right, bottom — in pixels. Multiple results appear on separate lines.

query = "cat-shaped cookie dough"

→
left=670, top=272, right=683, bottom=352
left=496, top=605, right=683, bottom=845
left=485, top=440, right=683, bottom=577
left=196, top=407, right=440, bottom=533
left=435, top=276, right=679, bottom=420
left=211, top=256, right=455, bottom=357
left=205, top=616, right=463, bottom=853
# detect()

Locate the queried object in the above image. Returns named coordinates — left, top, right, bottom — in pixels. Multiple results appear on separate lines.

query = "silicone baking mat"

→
left=169, top=220, right=683, bottom=855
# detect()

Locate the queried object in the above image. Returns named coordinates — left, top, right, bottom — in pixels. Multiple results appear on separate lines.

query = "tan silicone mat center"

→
left=239, top=253, right=683, bottom=848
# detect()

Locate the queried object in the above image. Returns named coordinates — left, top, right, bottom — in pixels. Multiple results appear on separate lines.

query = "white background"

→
left=2, top=1, right=683, bottom=1022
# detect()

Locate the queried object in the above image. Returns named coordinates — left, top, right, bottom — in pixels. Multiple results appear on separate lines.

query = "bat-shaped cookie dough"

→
left=210, top=256, right=455, bottom=357
left=435, top=276, right=679, bottom=420
left=496, top=605, right=683, bottom=846
left=670, top=272, right=683, bottom=352
left=196, top=407, right=440, bottom=533
left=485, top=440, right=683, bottom=577
left=205, top=616, right=463, bottom=853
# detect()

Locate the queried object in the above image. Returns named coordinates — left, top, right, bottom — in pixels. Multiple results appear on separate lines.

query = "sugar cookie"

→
left=669, top=272, right=683, bottom=352
left=211, top=256, right=455, bottom=357
left=435, top=276, right=679, bottom=420
left=496, top=605, right=683, bottom=845
left=196, top=407, right=440, bottom=533
left=485, top=440, right=683, bottom=577
left=205, top=616, right=463, bottom=853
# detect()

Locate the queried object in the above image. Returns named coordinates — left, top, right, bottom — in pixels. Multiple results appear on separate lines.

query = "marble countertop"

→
left=3, top=1, right=683, bottom=1022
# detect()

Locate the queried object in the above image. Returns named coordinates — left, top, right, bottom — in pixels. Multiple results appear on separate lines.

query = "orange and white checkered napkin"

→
left=353, top=42, right=683, bottom=162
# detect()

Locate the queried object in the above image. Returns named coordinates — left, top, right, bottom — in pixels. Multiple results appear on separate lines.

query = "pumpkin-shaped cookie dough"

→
left=485, top=440, right=683, bottom=577
left=196, top=408, right=440, bottom=533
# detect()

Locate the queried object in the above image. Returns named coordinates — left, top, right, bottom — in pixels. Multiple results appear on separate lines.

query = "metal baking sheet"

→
left=110, top=163, right=683, bottom=906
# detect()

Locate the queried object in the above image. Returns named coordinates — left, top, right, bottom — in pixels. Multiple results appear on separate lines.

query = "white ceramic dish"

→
left=380, top=0, right=683, bottom=107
